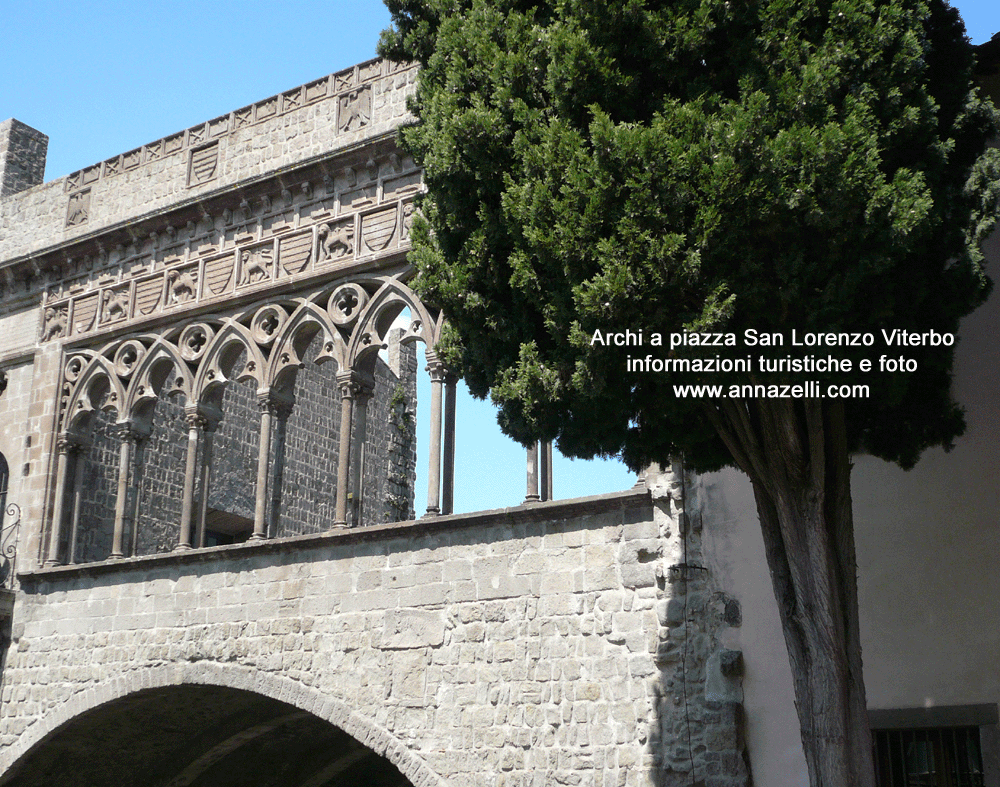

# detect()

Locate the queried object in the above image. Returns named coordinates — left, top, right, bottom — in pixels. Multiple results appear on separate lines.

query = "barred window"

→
left=873, top=726, right=984, bottom=787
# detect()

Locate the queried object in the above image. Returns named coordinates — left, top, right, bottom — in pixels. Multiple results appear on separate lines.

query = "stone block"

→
left=382, top=609, right=445, bottom=649
left=618, top=540, right=662, bottom=589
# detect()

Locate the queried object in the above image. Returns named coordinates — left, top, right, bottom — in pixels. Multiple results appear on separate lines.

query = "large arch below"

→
left=0, top=663, right=445, bottom=787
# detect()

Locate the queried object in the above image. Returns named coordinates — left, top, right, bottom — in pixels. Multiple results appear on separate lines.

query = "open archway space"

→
left=0, top=685, right=412, bottom=787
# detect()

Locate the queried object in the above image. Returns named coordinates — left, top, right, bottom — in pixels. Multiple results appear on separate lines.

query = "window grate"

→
left=873, top=726, right=984, bottom=787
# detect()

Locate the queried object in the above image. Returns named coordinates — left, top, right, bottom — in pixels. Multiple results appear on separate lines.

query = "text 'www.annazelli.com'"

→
left=672, top=383, right=871, bottom=399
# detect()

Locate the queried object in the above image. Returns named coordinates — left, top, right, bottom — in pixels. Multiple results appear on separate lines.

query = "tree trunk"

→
left=705, top=397, right=875, bottom=787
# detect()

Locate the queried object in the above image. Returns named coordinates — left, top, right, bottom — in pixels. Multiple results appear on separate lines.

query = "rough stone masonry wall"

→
left=1, top=467, right=749, bottom=787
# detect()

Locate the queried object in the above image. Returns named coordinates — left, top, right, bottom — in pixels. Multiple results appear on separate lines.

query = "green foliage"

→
left=389, top=383, right=414, bottom=438
left=381, top=0, right=1000, bottom=472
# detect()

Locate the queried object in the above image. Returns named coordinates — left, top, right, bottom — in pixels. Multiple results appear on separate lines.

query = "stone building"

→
left=0, top=58, right=748, bottom=787
left=0, top=47, right=997, bottom=787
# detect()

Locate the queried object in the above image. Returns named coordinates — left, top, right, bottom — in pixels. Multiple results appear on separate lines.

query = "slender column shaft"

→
left=334, top=375, right=357, bottom=528
left=442, top=374, right=457, bottom=515
left=544, top=440, right=553, bottom=501
left=539, top=441, right=550, bottom=502
left=252, top=398, right=274, bottom=540
left=196, top=427, right=215, bottom=549
left=45, top=438, right=73, bottom=567
left=425, top=359, right=445, bottom=517
left=350, top=389, right=372, bottom=526
left=269, top=406, right=291, bottom=537
left=525, top=441, right=540, bottom=504
left=130, top=440, right=146, bottom=556
left=110, top=428, right=137, bottom=559
left=69, top=446, right=86, bottom=564
left=177, top=412, right=204, bottom=550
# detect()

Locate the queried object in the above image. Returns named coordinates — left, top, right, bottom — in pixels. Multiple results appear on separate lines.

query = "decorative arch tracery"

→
left=46, top=274, right=451, bottom=566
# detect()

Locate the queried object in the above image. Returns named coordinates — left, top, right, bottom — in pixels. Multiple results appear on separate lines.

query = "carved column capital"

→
left=113, top=423, right=142, bottom=444
left=425, top=355, right=446, bottom=383
left=335, top=371, right=362, bottom=400
left=256, top=392, right=294, bottom=419
left=257, top=392, right=279, bottom=415
left=354, top=383, right=374, bottom=404
left=184, top=411, right=208, bottom=431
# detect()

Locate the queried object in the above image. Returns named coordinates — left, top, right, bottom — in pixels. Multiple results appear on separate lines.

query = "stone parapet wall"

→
left=2, top=473, right=750, bottom=787
left=0, top=60, right=415, bottom=266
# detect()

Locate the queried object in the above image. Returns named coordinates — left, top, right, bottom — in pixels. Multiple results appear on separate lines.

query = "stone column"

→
left=195, top=421, right=217, bottom=549
left=424, top=355, right=445, bottom=517
left=268, top=402, right=293, bottom=537
left=251, top=395, right=276, bottom=541
left=442, top=373, right=457, bottom=515
left=68, top=441, right=88, bottom=564
left=110, top=426, right=140, bottom=560
left=333, top=372, right=359, bottom=528
left=45, top=435, right=75, bottom=567
left=176, top=410, right=207, bottom=551
left=541, top=440, right=553, bottom=501
left=350, top=386, right=373, bottom=526
left=525, top=441, right=541, bottom=504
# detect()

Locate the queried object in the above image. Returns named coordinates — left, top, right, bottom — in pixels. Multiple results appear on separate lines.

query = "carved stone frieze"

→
left=167, top=266, right=199, bottom=306
left=318, top=220, right=354, bottom=265
left=66, top=189, right=91, bottom=227
left=38, top=150, right=422, bottom=343
left=401, top=201, right=415, bottom=242
left=42, top=305, right=68, bottom=342
left=101, top=287, right=130, bottom=324
left=188, top=142, right=219, bottom=186
left=279, top=232, right=312, bottom=276
left=238, top=245, right=274, bottom=288
left=361, top=208, right=398, bottom=255
left=338, top=86, right=372, bottom=134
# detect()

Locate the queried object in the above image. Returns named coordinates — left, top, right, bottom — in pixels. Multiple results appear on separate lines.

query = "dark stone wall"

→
left=0, top=119, right=48, bottom=200
left=368, top=332, right=417, bottom=524
left=75, top=410, right=118, bottom=563
left=208, top=364, right=261, bottom=533
left=134, top=397, right=185, bottom=556
left=276, top=336, right=342, bottom=536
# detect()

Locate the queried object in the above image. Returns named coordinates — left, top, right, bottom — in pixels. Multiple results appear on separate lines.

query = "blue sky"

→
left=1, top=0, right=997, bottom=514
